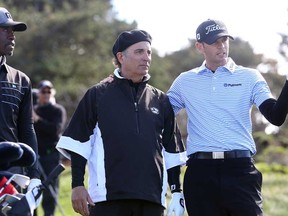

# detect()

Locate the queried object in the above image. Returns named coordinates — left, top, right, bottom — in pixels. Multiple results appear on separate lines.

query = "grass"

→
left=36, top=164, right=288, bottom=216
left=262, top=173, right=288, bottom=216
left=36, top=164, right=78, bottom=216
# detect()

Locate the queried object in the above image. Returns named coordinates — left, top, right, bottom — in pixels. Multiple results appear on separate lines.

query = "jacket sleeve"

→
left=162, top=94, right=186, bottom=168
left=56, top=86, right=98, bottom=160
left=259, top=80, right=288, bottom=126
left=70, top=151, right=87, bottom=188
left=161, top=94, right=186, bottom=192
left=18, top=81, right=40, bottom=178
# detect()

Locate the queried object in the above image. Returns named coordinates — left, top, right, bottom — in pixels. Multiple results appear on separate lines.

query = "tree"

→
left=3, top=0, right=138, bottom=118
left=3, top=0, right=283, bottom=139
left=279, top=33, right=288, bottom=61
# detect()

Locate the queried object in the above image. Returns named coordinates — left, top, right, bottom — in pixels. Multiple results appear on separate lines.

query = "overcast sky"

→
left=112, top=0, right=288, bottom=72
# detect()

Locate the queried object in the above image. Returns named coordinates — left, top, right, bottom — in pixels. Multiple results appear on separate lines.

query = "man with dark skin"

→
left=0, top=7, right=42, bottom=211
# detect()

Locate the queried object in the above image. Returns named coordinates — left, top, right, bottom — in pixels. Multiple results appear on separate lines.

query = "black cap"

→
left=112, top=29, right=152, bottom=57
left=196, top=19, right=234, bottom=44
left=0, top=7, right=27, bottom=31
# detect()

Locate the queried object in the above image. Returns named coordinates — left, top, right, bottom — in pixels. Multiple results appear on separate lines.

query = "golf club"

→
left=3, top=164, right=65, bottom=216
left=0, top=194, right=22, bottom=215
left=0, top=174, right=30, bottom=194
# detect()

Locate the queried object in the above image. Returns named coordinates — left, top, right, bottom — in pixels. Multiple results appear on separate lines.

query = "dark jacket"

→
left=34, top=102, right=66, bottom=156
left=57, top=73, right=186, bottom=206
left=0, top=58, right=40, bottom=178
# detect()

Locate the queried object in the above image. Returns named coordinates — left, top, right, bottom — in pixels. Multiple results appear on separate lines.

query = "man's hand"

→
left=32, top=110, right=40, bottom=123
left=167, top=192, right=185, bottom=216
left=100, top=74, right=114, bottom=84
left=71, top=186, right=94, bottom=216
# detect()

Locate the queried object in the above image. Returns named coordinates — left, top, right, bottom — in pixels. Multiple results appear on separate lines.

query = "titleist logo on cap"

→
left=204, top=24, right=226, bottom=35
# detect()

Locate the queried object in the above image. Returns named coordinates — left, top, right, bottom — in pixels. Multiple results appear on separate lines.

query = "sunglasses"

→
left=41, top=90, right=51, bottom=94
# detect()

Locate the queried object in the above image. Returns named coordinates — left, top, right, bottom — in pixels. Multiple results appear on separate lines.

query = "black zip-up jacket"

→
left=57, top=72, right=186, bottom=207
left=0, top=57, right=40, bottom=178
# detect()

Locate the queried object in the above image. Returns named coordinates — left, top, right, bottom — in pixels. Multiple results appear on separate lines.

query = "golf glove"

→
left=26, top=187, right=38, bottom=215
left=167, top=192, right=185, bottom=216
left=27, top=178, right=42, bottom=208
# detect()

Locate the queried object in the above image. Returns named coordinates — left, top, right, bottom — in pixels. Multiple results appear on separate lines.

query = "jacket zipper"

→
left=134, top=101, right=140, bottom=133
left=131, top=87, right=140, bottom=134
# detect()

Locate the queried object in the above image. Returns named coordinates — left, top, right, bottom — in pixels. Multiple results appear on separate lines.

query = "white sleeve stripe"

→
left=164, top=151, right=187, bottom=170
left=56, top=136, right=92, bottom=160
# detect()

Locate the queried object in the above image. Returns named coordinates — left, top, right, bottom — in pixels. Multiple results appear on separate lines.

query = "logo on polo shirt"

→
left=224, top=83, right=242, bottom=87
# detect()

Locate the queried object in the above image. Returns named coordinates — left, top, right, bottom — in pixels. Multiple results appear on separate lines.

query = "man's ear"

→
left=116, top=52, right=124, bottom=64
left=195, top=42, right=204, bottom=54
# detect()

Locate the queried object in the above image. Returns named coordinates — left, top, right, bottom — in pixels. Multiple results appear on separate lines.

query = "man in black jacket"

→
left=0, top=6, right=42, bottom=203
left=33, top=80, right=67, bottom=216
left=57, top=30, right=187, bottom=216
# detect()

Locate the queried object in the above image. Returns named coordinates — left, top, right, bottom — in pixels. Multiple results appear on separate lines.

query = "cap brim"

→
left=205, top=33, right=234, bottom=45
left=0, top=21, right=27, bottom=31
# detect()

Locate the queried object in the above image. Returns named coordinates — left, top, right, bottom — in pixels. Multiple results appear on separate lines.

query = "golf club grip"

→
left=43, top=163, right=65, bottom=188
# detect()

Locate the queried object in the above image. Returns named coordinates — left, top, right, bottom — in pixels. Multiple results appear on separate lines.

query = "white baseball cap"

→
left=0, top=7, right=27, bottom=31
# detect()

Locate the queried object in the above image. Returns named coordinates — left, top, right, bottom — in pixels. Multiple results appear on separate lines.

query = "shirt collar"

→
left=0, top=56, right=7, bottom=73
left=197, top=57, right=236, bottom=74
left=113, top=68, right=151, bottom=82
